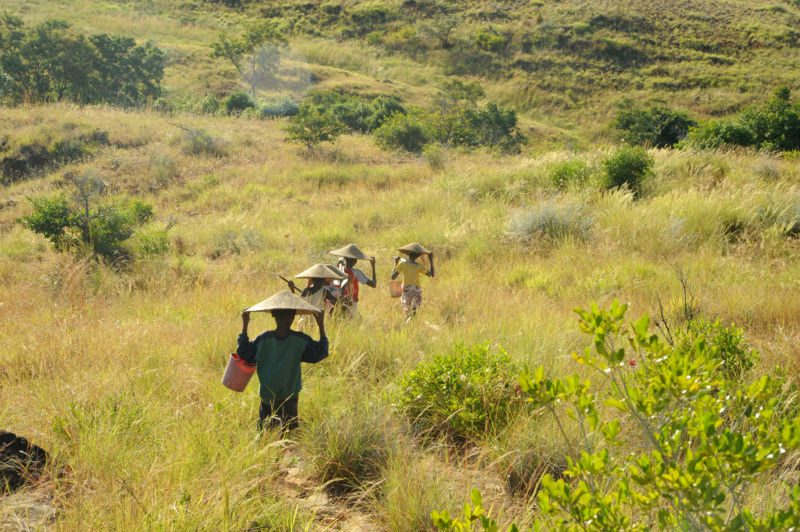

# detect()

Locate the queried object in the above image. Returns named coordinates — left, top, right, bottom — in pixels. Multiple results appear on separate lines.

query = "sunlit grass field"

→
left=2, top=102, right=800, bottom=530
left=3, top=0, right=800, bottom=529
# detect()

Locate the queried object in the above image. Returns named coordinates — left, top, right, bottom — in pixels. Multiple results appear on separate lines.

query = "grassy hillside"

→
left=3, top=0, right=800, bottom=145
left=2, top=1, right=800, bottom=531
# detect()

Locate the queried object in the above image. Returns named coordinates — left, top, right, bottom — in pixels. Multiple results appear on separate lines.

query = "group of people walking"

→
left=284, top=242, right=434, bottom=317
left=230, top=242, right=434, bottom=431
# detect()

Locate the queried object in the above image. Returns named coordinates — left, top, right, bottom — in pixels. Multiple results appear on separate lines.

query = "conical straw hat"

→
left=295, top=263, right=347, bottom=280
left=398, top=242, right=430, bottom=255
left=245, top=290, right=321, bottom=315
left=324, top=264, right=345, bottom=277
left=329, top=243, right=369, bottom=260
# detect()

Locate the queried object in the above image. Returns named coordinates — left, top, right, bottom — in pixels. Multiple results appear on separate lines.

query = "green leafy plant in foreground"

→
left=394, top=343, right=521, bottom=443
left=434, top=301, right=800, bottom=532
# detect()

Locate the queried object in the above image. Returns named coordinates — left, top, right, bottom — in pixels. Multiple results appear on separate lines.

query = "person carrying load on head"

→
left=237, top=290, right=328, bottom=432
left=391, top=242, right=434, bottom=316
left=286, top=263, right=346, bottom=314
left=329, top=243, right=377, bottom=316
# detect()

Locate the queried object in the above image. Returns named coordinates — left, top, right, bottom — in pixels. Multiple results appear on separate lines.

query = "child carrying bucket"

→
left=391, top=242, right=434, bottom=315
left=233, top=290, right=328, bottom=431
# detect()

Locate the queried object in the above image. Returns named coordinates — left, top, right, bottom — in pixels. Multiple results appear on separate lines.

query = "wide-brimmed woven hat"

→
left=295, top=263, right=347, bottom=280
left=245, top=290, right=321, bottom=315
left=329, top=243, right=369, bottom=260
left=324, top=264, right=345, bottom=277
left=398, top=242, right=430, bottom=255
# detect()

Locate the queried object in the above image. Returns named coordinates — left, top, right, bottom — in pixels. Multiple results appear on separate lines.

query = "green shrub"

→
left=688, top=120, right=756, bottom=150
left=153, top=97, right=171, bottom=114
left=687, top=87, right=800, bottom=151
left=259, top=97, right=299, bottom=118
left=507, top=200, right=594, bottom=243
left=223, top=90, right=255, bottom=114
left=286, top=104, right=345, bottom=148
left=548, top=159, right=591, bottom=190
left=434, top=302, right=800, bottom=532
left=475, top=30, right=506, bottom=52
left=19, top=171, right=153, bottom=262
left=429, top=103, right=526, bottom=153
left=393, top=343, right=521, bottom=443
left=613, top=100, right=696, bottom=147
left=197, top=95, right=220, bottom=114
left=602, top=146, right=654, bottom=197
left=366, top=95, right=406, bottom=131
left=374, top=112, right=430, bottom=154
left=677, top=319, right=759, bottom=382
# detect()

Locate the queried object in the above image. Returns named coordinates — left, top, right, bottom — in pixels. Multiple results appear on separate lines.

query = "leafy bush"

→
left=548, top=159, right=591, bottom=190
left=429, top=103, right=526, bottom=153
left=223, top=90, right=255, bottom=114
left=602, top=146, right=654, bottom=197
left=19, top=172, right=153, bottom=262
left=613, top=100, right=696, bottom=147
left=197, top=95, right=220, bottom=114
left=259, top=97, right=299, bottom=118
left=475, top=30, right=506, bottom=52
left=677, top=319, right=759, bottom=382
left=374, top=112, right=430, bottom=154
left=688, top=121, right=756, bottom=150
left=687, top=88, right=800, bottom=151
left=434, top=302, right=800, bottom=532
left=286, top=104, right=345, bottom=148
left=393, top=343, right=521, bottom=443
left=507, top=200, right=594, bottom=243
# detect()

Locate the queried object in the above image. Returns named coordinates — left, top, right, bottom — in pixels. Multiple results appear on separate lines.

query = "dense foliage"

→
left=0, top=15, right=163, bottom=106
left=19, top=172, right=153, bottom=262
left=602, top=146, right=654, bottom=197
left=689, top=88, right=800, bottom=151
left=434, top=302, right=800, bottom=532
left=393, top=343, right=522, bottom=443
left=613, top=100, right=696, bottom=148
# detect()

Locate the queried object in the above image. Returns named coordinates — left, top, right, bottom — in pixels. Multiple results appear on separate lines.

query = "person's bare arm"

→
left=314, top=311, right=326, bottom=339
left=241, top=310, right=250, bottom=335
left=391, top=256, right=400, bottom=280
left=366, top=256, right=377, bottom=288
left=426, top=252, right=435, bottom=278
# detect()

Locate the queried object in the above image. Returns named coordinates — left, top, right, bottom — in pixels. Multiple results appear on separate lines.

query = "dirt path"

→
left=273, top=456, right=379, bottom=532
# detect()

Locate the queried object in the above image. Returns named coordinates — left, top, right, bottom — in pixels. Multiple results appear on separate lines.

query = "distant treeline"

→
left=0, top=15, right=164, bottom=106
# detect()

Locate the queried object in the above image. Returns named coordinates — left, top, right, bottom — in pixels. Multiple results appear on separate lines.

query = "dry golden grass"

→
left=2, top=102, right=800, bottom=529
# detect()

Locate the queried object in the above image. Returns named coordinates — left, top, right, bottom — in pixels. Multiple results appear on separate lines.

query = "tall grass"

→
left=3, top=101, right=800, bottom=530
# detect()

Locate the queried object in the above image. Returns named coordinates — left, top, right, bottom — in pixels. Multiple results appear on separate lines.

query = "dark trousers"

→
left=258, top=396, right=299, bottom=432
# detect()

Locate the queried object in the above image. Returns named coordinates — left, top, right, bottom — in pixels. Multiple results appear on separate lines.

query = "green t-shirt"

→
left=237, top=330, right=329, bottom=403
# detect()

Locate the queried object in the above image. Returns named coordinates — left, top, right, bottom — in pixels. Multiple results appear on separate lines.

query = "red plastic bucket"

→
left=221, top=353, right=256, bottom=392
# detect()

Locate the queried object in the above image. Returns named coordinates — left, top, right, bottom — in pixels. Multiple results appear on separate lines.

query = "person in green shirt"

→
left=237, top=291, right=329, bottom=431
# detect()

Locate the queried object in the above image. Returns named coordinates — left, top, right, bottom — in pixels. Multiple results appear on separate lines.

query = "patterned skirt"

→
left=401, top=283, right=422, bottom=312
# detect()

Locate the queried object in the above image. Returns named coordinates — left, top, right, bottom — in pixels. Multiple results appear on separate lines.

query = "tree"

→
left=0, top=17, right=163, bottom=105
left=419, top=15, right=459, bottom=49
left=210, top=21, right=287, bottom=97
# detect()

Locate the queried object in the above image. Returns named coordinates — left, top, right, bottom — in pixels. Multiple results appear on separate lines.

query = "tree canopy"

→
left=0, top=15, right=164, bottom=106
